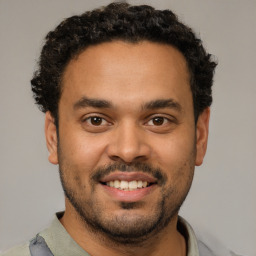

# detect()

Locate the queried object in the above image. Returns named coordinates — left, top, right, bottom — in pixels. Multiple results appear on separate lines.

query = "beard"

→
left=58, top=160, right=194, bottom=245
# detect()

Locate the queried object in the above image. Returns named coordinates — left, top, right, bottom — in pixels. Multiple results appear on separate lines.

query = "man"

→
left=1, top=2, right=240, bottom=256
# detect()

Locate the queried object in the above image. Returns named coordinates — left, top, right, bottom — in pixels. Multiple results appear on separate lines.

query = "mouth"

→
left=101, top=180, right=155, bottom=191
left=99, top=172, right=158, bottom=202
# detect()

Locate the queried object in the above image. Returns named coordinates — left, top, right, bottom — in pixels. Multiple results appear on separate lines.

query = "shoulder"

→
left=0, top=242, right=30, bottom=256
left=197, top=239, right=243, bottom=256
left=178, top=216, right=244, bottom=256
left=196, top=229, right=244, bottom=256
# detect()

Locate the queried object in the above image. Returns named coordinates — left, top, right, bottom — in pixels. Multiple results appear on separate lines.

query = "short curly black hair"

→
left=31, top=2, right=217, bottom=122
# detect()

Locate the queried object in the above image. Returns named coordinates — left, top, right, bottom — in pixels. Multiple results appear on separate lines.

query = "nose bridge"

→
left=107, top=120, right=150, bottom=163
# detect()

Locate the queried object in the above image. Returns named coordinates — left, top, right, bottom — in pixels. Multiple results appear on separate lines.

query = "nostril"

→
left=109, top=155, right=122, bottom=162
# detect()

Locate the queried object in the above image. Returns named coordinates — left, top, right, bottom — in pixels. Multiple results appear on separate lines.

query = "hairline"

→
left=53, top=39, right=198, bottom=126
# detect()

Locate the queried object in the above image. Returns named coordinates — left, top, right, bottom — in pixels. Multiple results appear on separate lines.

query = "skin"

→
left=45, top=41, right=210, bottom=256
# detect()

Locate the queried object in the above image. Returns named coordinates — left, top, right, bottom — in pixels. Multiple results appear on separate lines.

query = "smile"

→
left=99, top=171, right=158, bottom=201
left=105, top=180, right=150, bottom=191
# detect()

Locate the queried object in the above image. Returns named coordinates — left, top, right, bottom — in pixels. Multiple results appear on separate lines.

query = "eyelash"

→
left=146, top=116, right=171, bottom=126
left=82, top=115, right=174, bottom=127
left=83, top=115, right=110, bottom=126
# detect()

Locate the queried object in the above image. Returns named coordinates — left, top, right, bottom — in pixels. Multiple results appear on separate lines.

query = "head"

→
left=31, top=2, right=216, bottom=123
left=33, top=3, right=217, bottom=244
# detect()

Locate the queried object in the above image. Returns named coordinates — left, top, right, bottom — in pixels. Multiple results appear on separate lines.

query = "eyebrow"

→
left=73, top=96, right=182, bottom=113
left=73, top=96, right=113, bottom=110
left=142, top=99, right=182, bottom=112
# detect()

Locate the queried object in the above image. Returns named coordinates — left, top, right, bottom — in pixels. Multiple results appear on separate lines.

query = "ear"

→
left=45, top=111, right=58, bottom=165
left=195, top=107, right=210, bottom=166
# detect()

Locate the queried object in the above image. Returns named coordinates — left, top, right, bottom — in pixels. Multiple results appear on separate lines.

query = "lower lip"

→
left=101, top=184, right=156, bottom=202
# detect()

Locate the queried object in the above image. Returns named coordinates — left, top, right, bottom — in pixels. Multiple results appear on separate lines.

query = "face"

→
left=45, top=41, right=209, bottom=243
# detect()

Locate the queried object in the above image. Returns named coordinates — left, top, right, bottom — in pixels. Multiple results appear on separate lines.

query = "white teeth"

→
left=120, top=180, right=128, bottom=190
left=114, top=180, right=120, bottom=188
left=137, top=180, right=143, bottom=188
left=106, top=180, right=149, bottom=190
left=128, top=180, right=137, bottom=190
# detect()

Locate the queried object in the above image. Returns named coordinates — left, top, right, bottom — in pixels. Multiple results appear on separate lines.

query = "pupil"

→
left=153, top=117, right=164, bottom=125
left=91, top=117, right=102, bottom=125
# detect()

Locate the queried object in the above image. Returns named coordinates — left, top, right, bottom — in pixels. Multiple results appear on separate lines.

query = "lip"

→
left=99, top=171, right=158, bottom=202
left=101, top=183, right=157, bottom=202
left=100, top=171, right=158, bottom=183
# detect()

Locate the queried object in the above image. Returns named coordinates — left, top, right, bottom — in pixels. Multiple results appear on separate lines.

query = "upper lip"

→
left=100, top=172, right=158, bottom=183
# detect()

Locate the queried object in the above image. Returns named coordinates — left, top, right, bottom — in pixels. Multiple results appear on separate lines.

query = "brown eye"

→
left=152, top=117, right=165, bottom=126
left=90, top=116, right=103, bottom=126
left=146, top=115, right=177, bottom=133
left=82, top=115, right=111, bottom=133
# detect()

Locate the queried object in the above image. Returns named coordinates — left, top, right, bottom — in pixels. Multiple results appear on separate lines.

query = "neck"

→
left=60, top=201, right=186, bottom=256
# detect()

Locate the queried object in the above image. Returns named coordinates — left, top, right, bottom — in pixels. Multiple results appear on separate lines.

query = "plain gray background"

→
left=0, top=0, right=255, bottom=255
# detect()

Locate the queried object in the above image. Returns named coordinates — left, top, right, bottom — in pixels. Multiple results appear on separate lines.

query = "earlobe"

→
left=195, top=107, right=210, bottom=166
left=45, top=111, right=58, bottom=165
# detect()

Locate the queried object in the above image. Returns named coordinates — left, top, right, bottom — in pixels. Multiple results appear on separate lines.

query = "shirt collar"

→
left=39, top=212, right=199, bottom=256
left=39, top=212, right=89, bottom=256
left=178, top=216, right=200, bottom=256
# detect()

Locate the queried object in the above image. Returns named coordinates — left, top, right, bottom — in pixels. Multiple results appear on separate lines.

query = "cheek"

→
left=58, top=127, right=108, bottom=174
left=152, top=130, right=196, bottom=176
left=154, top=136, right=195, bottom=199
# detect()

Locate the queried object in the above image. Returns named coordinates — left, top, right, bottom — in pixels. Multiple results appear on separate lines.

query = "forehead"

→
left=61, top=40, right=191, bottom=109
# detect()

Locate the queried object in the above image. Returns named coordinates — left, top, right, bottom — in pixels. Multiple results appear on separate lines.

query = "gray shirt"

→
left=0, top=213, right=240, bottom=256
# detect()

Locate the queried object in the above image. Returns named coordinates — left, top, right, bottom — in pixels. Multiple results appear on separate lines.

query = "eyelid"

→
left=144, top=114, right=177, bottom=125
left=82, top=113, right=112, bottom=125
left=87, top=117, right=107, bottom=125
left=146, top=117, right=168, bottom=126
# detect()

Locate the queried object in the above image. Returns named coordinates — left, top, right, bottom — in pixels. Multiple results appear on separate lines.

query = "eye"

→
left=147, top=116, right=169, bottom=126
left=85, top=116, right=108, bottom=126
left=81, top=115, right=112, bottom=133
left=145, top=115, right=178, bottom=133
left=89, top=116, right=103, bottom=126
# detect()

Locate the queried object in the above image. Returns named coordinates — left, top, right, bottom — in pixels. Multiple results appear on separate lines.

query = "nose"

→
left=106, top=122, right=151, bottom=164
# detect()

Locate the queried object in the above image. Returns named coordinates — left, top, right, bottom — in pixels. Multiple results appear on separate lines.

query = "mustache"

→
left=91, top=162, right=167, bottom=185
